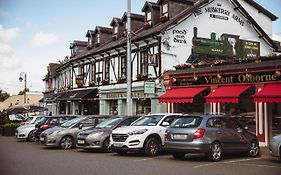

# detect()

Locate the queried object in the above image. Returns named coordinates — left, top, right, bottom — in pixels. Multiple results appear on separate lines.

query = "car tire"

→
left=144, top=137, right=160, bottom=156
left=208, top=142, right=222, bottom=161
left=172, top=152, right=185, bottom=159
left=60, top=136, right=74, bottom=149
left=102, top=138, right=112, bottom=153
left=27, top=130, right=36, bottom=142
left=248, top=140, right=259, bottom=157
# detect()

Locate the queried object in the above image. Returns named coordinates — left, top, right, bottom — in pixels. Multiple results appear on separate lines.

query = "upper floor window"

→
left=113, top=26, right=118, bottom=35
left=119, top=56, right=127, bottom=80
left=140, top=50, right=148, bottom=76
left=96, top=34, right=100, bottom=44
left=88, top=37, right=93, bottom=47
left=161, top=3, right=168, bottom=18
left=146, top=11, right=152, bottom=25
left=104, top=59, right=110, bottom=81
left=125, top=22, right=128, bottom=30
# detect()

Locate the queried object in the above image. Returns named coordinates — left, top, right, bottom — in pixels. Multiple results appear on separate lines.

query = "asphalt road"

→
left=0, top=136, right=280, bottom=175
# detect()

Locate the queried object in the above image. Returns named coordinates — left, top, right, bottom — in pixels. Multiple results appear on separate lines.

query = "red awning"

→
left=205, top=85, right=252, bottom=103
left=252, top=83, right=281, bottom=103
left=158, top=87, right=209, bottom=103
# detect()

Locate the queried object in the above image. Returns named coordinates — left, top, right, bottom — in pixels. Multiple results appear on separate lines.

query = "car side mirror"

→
left=162, top=122, right=170, bottom=126
left=78, top=124, right=83, bottom=129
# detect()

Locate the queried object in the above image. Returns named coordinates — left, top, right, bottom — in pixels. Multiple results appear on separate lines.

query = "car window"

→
left=170, top=116, right=202, bottom=128
left=225, top=118, right=242, bottom=129
left=207, top=117, right=225, bottom=128
left=132, top=115, right=164, bottom=126
left=81, top=118, right=97, bottom=126
left=119, top=117, right=138, bottom=127
left=96, top=118, right=123, bottom=128
left=48, top=118, right=59, bottom=124
left=160, top=116, right=179, bottom=126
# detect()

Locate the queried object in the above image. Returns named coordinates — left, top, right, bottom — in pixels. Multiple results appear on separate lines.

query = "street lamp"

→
left=19, top=72, right=27, bottom=104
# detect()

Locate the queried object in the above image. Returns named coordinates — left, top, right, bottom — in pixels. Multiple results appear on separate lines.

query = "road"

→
left=0, top=136, right=280, bottom=175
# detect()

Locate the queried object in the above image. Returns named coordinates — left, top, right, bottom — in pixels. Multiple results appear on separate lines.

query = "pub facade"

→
left=43, top=0, right=280, bottom=145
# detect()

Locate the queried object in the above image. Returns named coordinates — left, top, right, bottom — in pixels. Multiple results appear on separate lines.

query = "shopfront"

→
left=159, top=57, right=281, bottom=146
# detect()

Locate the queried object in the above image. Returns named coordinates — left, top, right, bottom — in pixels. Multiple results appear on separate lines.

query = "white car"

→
left=110, top=113, right=182, bottom=156
left=15, top=123, right=37, bottom=141
left=20, top=116, right=43, bottom=125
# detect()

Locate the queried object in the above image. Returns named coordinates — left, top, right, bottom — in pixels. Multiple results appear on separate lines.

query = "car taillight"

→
left=193, top=128, right=205, bottom=139
left=40, top=124, right=49, bottom=130
left=165, top=131, right=170, bottom=141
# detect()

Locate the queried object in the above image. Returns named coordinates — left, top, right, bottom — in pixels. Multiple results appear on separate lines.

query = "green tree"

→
left=18, top=88, right=29, bottom=95
left=0, top=89, right=10, bottom=102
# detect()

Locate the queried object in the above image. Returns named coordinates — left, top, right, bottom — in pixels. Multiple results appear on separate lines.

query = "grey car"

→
left=164, top=114, right=259, bottom=161
left=40, top=115, right=111, bottom=149
left=77, top=116, right=139, bottom=152
left=269, top=134, right=281, bottom=159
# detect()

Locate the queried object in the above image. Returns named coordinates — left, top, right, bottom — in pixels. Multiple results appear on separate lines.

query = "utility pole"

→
left=19, top=72, right=27, bottom=104
left=126, top=0, right=132, bottom=115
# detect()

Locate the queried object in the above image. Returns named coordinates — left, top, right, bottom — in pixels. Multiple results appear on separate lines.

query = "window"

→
left=113, top=26, right=118, bottom=35
left=146, top=11, right=152, bottom=25
left=140, top=50, right=148, bottom=76
left=162, top=3, right=168, bottom=17
left=161, top=116, right=179, bottom=126
left=96, top=34, right=100, bottom=44
left=170, top=117, right=203, bottom=128
left=125, top=22, right=128, bottom=30
left=104, top=59, right=110, bottom=81
left=119, top=56, right=127, bottom=80
left=88, top=37, right=92, bottom=46
left=207, top=117, right=225, bottom=128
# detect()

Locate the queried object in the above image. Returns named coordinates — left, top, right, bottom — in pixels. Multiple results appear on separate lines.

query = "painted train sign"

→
left=187, top=27, right=260, bottom=63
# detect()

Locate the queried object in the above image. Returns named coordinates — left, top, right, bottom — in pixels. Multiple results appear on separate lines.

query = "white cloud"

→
left=0, top=25, right=21, bottom=43
left=0, top=25, right=22, bottom=72
left=0, top=9, right=8, bottom=17
left=31, top=32, right=58, bottom=47
left=273, top=34, right=281, bottom=42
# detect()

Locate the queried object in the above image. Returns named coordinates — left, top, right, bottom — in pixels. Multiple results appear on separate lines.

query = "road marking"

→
left=193, top=158, right=262, bottom=169
left=134, top=158, right=154, bottom=162
left=232, top=163, right=281, bottom=169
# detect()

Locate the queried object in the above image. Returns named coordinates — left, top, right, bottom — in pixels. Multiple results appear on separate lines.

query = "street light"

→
left=19, top=72, right=27, bottom=104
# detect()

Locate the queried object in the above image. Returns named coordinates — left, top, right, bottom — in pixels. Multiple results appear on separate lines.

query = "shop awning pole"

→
left=126, top=0, right=132, bottom=115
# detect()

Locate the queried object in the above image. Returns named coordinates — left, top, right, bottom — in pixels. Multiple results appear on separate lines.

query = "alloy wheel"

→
left=248, top=141, right=259, bottom=157
left=209, top=142, right=222, bottom=161
left=60, top=136, right=74, bottom=149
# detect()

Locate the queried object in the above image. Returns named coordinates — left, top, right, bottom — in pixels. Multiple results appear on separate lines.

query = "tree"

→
left=0, top=89, right=10, bottom=102
left=18, top=88, right=29, bottom=95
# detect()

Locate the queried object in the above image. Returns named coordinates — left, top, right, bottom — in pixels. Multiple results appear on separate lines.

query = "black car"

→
left=33, top=115, right=78, bottom=141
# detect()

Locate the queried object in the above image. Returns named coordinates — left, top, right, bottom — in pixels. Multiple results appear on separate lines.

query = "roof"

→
left=121, top=12, right=145, bottom=22
left=110, top=18, right=123, bottom=26
left=142, top=1, right=160, bottom=12
left=86, top=30, right=95, bottom=37
left=244, top=0, right=278, bottom=21
left=95, top=26, right=112, bottom=34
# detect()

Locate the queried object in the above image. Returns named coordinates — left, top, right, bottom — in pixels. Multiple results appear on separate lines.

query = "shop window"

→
left=136, top=99, right=151, bottom=115
left=109, top=100, right=118, bottom=115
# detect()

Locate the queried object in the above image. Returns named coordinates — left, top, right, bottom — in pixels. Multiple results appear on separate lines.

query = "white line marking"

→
left=233, top=163, right=281, bottom=169
left=134, top=158, right=154, bottom=162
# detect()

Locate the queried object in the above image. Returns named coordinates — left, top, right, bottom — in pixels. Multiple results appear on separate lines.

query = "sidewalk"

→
left=260, top=146, right=270, bottom=159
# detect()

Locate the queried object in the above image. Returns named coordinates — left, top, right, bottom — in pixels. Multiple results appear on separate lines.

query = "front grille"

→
left=112, top=134, right=128, bottom=142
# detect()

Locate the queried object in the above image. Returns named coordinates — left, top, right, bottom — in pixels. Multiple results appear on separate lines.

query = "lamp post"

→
left=19, top=72, right=27, bottom=104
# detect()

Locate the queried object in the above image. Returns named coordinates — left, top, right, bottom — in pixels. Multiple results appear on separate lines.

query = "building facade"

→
left=43, top=0, right=280, bottom=145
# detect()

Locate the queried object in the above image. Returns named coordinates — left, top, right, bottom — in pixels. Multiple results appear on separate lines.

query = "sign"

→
left=105, top=91, right=150, bottom=99
left=144, top=81, right=155, bottom=94
left=173, top=71, right=281, bottom=86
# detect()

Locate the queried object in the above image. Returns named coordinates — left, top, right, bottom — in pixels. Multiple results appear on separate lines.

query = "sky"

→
left=0, top=0, right=280, bottom=95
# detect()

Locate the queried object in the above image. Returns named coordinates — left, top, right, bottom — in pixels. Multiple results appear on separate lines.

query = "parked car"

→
left=39, top=115, right=111, bottom=149
left=9, top=114, right=26, bottom=121
left=164, top=114, right=260, bottom=161
left=34, top=115, right=78, bottom=141
left=269, top=134, right=281, bottom=160
left=110, top=113, right=182, bottom=156
left=77, top=116, right=139, bottom=152
left=20, top=116, right=43, bottom=125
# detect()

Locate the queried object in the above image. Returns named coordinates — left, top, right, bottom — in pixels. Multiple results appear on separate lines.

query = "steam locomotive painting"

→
left=187, top=27, right=260, bottom=63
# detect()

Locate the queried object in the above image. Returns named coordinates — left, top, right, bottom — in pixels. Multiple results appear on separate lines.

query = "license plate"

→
left=113, top=143, right=123, bottom=147
left=173, top=134, right=187, bottom=140
left=40, top=137, right=44, bottom=141
left=77, top=140, right=85, bottom=144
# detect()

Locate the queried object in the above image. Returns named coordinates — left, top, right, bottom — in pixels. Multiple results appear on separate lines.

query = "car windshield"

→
left=25, top=117, right=33, bottom=123
left=95, top=118, right=122, bottom=129
left=131, top=115, right=164, bottom=126
left=61, top=117, right=85, bottom=128
left=34, top=117, right=42, bottom=123
left=37, top=117, right=47, bottom=125
left=170, top=116, right=202, bottom=128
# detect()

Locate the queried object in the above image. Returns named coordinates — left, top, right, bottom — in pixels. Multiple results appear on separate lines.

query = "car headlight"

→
left=87, top=132, right=104, bottom=139
left=50, top=130, right=61, bottom=135
left=128, top=129, right=148, bottom=135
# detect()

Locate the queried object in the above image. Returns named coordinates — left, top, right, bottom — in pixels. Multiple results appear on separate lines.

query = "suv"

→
left=77, top=116, right=139, bottom=152
left=164, top=114, right=259, bottom=161
left=40, top=115, right=111, bottom=149
left=110, top=113, right=182, bottom=156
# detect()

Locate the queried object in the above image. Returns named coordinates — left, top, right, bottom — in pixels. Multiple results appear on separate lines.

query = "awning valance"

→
left=252, top=83, right=281, bottom=103
left=56, top=89, right=98, bottom=101
left=205, top=85, right=252, bottom=103
left=158, top=87, right=209, bottom=103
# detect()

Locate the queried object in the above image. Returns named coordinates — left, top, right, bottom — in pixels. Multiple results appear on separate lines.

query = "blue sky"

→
left=0, top=0, right=280, bottom=95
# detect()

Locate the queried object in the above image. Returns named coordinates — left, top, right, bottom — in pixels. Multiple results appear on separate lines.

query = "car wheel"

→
left=27, top=130, right=36, bottom=142
left=208, top=142, right=222, bottom=161
left=248, top=141, right=259, bottom=157
left=60, top=136, right=74, bottom=149
left=172, top=152, right=185, bottom=159
left=102, top=138, right=112, bottom=153
left=144, top=137, right=160, bottom=156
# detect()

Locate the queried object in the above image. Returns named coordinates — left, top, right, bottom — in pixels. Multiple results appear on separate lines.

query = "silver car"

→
left=77, top=116, right=139, bottom=152
left=40, top=115, right=110, bottom=149
left=164, top=115, right=259, bottom=161
left=269, top=134, right=281, bottom=159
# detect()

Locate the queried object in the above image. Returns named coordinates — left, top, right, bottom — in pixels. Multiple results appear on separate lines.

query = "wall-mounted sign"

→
left=105, top=91, right=150, bottom=99
left=172, top=29, right=187, bottom=44
left=144, top=81, right=155, bottom=94
left=173, top=71, right=281, bottom=86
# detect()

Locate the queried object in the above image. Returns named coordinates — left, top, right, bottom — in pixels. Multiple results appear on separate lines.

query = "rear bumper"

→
left=164, top=141, right=210, bottom=153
